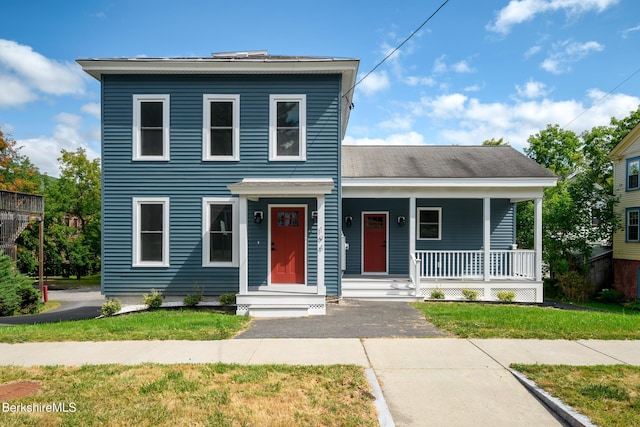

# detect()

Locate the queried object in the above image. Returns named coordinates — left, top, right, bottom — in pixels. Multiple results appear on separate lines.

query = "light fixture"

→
left=254, top=211, right=263, bottom=224
left=311, top=211, right=318, bottom=221
left=344, top=216, right=353, bottom=227
left=397, top=216, right=406, bottom=227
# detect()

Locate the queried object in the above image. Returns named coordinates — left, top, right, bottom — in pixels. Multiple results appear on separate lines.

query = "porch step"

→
left=341, top=278, right=421, bottom=301
left=236, top=293, right=326, bottom=317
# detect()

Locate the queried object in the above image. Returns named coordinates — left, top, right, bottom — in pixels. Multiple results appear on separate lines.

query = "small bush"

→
left=624, top=299, right=640, bottom=312
left=557, top=271, right=594, bottom=303
left=100, top=299, right=122, bottom=317
left=183, top=293, right=203, bottom=307
left=219, top=294, right=236, bottom=306
left=497, top=291, right=516, bottom=302
left=143, top=289, right=163, bottom=309
left=462, top=288, right=479, bottom=301
left=595, top=289, right=627, bottom=305
left=0, top=254, right=41, bottom=316
left=430, top=289, right=445, bottom=300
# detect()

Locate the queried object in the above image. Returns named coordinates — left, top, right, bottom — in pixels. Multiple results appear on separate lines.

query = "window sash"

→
left=628, top=210, right=639, bottom=241
left=203, top=95, right=239, bottom=161
left=269, top=95, right=306, bottom=161
left=417, top=208, right=441, bottom=240
left=203, top=198, right=238, bottom=267
left=133, top=95, right=169, bottom=160
left=133, top=198, right=169, bottom=267
left=629, top=160, right=640, bottom=190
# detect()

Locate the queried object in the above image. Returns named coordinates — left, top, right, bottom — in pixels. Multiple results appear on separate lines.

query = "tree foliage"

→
left=0, top=129, right=41, bottom=194
left=518, top=106, right=640, bottom=276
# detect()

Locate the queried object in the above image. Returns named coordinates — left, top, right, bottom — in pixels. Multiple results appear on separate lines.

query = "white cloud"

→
left=404, top=75, right=436, bottom=86
left=452, top=60, right=474, bottom=73
left=621, top=24, right=640, bottom=39
left=357, top=70, right=390, bottom=96
left=541, top=40, right=604, bottom=74
left=17, top=113, right=99, bottom=177
left=0, top=39, right=86, bottom=107
left=81, top=102, right=101, bottom=119
left=516, top=80, right=550, bottom=99
left=343, top=131, right=427, bottom=146
left=524, top=45, right=542, bottom=58
left=432, top=56, right=475, bottom=74
left=487, top=0, right=620, bottom=34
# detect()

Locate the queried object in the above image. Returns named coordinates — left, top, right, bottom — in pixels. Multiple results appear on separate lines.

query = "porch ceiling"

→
left=227, top=178, right=334, bottom=197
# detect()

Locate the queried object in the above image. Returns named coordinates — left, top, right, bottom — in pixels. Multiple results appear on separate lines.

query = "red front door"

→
left=271, top=207, right=306, bottom=284
left=363, top=213, right=387, bottom=273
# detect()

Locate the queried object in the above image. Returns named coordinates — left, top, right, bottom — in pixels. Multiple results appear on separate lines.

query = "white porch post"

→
left=534, top=197, right=543, bottom=282
left=317, top=195, right=326, bottom=295
left=238, top=196, right=248, bottom=295
left=409, top=197, right=416, bottom=256
left=483, top=197, right=491, bottom=281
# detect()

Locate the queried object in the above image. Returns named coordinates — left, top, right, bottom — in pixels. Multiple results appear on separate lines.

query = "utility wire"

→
left=343, top=0, right=451, bottom=107
left=563, top=65, right=640, bottom=129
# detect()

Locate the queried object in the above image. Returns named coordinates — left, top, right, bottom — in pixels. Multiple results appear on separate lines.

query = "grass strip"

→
left=0, top=363, right=378, bottom=426
left=513, top=364, right=640, bottom=427
left=412, top=302, right=640, bottom=339
left=0, top=309, right=250, bottom=343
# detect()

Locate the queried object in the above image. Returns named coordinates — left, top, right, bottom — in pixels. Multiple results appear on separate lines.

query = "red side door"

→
left=363, top=213, right=387, bottom=273
left=270, top=207, right=305, bottom=284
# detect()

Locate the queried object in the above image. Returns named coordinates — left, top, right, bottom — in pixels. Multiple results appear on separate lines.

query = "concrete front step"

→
left=341, top=279, right=421, bottom=301
left=236, top=293, right=326, bottom=317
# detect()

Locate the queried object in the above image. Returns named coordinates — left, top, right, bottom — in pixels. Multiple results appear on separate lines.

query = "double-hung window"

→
left=133, top=198, right=170, bottom=267
left=133, top=95, right=170, bottom=160
left=269, top=94, right=306, bottom=161
left=202, top=197, right=238, bottom=267
left=203, top=95, right=240, bottom=161
left=417, top=207, right=442, bottom=240
left=627, top=158, right=640, bottom=190
left=627, top=208, right=640, bottom=242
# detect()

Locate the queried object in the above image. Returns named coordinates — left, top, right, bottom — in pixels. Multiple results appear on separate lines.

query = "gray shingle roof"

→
left=342, top=145, right=557, bottom=179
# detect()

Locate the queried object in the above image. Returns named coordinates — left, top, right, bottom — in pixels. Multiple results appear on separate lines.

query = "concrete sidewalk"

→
left=1, top=338, right=639, bottom=426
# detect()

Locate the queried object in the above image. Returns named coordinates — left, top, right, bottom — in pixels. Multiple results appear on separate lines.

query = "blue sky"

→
left=1, top=0, right=640, bottom=176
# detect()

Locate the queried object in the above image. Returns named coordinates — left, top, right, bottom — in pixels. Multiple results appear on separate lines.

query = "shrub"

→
left=143, top=289, right=163, bottom=309
left=100, top=299, right=122, bottom=317
left=219, top=294, right=236, bottom=306
left=624, top=299, right=640, bottom=312
left=595, top=289, right=627, bottom=305
left=556, top=271, right=594, bottom=303
left=462, top=288, right=479, bottom=301
left=496, top=291, right=516, bottom=302
left=182, top=286, right=204, bottom=307
left=0, top=254, right=41, bottom=316
left=430, top=289, right=445, bottom=300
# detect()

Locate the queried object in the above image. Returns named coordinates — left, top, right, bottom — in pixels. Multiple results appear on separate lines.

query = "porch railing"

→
left=409, top=254, right=422, bottom=296
left=415, top=250, right=535, bottom=280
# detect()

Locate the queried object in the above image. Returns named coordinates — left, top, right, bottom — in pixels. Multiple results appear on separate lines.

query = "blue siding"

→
left=101, top=74, right=342, bottom=296
left=342, top=198, right=516, bottom=275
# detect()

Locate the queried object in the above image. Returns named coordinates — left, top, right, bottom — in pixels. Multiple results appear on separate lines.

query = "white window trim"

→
left=627, top=208, right=640, bottom=242
left=133, top=94, right=170, bottom=161
left=269, top=94, right=306, bottom=161
left=132, top=197, right=170, bottom=267
left=202, top=197, right=239, bottom=267
left=202, top=94, right=240, bottom=161
left=417, top=207, right=442, bottom=241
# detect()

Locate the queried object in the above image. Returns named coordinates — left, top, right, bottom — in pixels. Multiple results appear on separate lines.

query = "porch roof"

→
left=342, top=145, right=557, bottom=180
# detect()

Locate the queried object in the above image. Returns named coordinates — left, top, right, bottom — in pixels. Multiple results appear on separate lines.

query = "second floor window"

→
left=269, top=94, right=306, bottom=161
left=628, top=158, right=639, bottom=190
left=628, top=208, right=640, bottom=242
left=203, top=95, right=240, bottom=161
left=133, top=95, right=170, bottom=161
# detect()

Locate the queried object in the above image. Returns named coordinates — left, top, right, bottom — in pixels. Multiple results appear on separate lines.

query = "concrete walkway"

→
left=1, top=338, right=639, bottom=426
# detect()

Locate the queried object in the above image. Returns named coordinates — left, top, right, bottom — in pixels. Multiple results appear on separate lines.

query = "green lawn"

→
left=42, top=274, right=101, bottom=289
left=0, top=364, right=377, bottom=427
left=0, top=309, right=250, bottom=343
left=412, top=302, right=640, bottom=339
left=513, top=364, right=640, bottom=427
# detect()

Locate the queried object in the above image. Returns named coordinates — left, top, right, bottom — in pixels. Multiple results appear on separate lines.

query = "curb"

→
left=510, top=369, right=596, bottom=427
left=365, top=368, right=395, bottom=427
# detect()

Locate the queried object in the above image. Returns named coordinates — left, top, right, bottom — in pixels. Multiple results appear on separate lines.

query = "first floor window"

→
left=269, top=94, right=306, bottom=161
left=133, top=198, right=169, bottom=266
left=203, top=197, right=238, bottom=267
left=627, top=209, right=639, bottom=242
left=133, top=95, right=170, bottom=160
left=418, top=207, right=441, bottom=240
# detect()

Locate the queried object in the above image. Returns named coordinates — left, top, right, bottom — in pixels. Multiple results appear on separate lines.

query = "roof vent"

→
left=211, top=50, right=268, bottom=58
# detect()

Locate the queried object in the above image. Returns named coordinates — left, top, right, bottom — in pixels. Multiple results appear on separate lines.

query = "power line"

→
left=343, top=0, right=452, bottom=107
left=563, top=65, right=640, bottom=129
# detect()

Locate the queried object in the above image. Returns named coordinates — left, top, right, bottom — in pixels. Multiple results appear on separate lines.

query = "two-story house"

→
left=78, top=52, right=556, bottom=317
left=610, top=122, right=640, bottom=299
